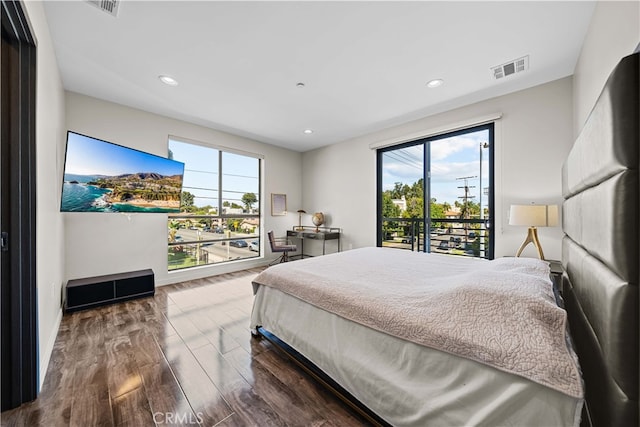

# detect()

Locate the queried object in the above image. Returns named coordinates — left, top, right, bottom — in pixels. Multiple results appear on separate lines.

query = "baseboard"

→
left=157, top=257, right=271, bottom=286
left=39, top=307, right=63, bottom=391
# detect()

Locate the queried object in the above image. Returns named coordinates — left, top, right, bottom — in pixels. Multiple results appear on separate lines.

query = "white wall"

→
left=65, top=92, right=302, bottom=286
left=573, top=1, right=640, bottom=135
left=302, top=77, right=574, bottom=261
left=21, top=1, right=67, bottom=388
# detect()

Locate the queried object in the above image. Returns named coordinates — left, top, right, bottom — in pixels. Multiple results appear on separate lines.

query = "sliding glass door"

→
left=377, top=123, right=494, bottom=259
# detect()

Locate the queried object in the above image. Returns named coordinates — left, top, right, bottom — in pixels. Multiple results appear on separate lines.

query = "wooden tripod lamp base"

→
left=515, top=226, right=545, bottom=260
left=510, top=204, right=557, bottom=260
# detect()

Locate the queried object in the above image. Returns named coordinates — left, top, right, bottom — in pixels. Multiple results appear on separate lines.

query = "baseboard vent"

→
left=86, top=0, right=120, bottom=17
left=491, top=55, right=529, bottom=80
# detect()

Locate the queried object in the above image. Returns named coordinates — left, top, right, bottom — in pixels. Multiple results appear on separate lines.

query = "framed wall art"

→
left=271, top=193, right=287, bottom=216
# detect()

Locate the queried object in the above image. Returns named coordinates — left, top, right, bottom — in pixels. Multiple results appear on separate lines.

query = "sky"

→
left=382, top=129, right=490, bottom=210
left=64, top=132, right=184, bottom=177
left=168, top=139, right=259, bottom=208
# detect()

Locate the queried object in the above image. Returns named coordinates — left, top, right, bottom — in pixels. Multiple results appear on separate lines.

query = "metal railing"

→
left=167, top=214, right=260, bottom=270
left=381, top=217, right=492, bottom=259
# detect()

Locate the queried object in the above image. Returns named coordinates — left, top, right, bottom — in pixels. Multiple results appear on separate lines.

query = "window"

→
left=377, top=124, right=494, bottom=259
left=167, top=138, right=261, bottom=270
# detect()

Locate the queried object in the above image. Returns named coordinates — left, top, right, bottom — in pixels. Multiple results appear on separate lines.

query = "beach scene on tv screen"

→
left=61, top=132, right=184, bottom=213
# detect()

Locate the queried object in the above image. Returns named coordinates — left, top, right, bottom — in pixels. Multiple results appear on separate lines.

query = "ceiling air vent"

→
left=491, top=55, right=529, bottom=80
left=86, top=0, right=120, bottom=17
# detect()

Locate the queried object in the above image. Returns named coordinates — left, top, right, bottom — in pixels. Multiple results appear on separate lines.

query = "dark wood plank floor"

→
left=1, top=268, right=368, bottom=426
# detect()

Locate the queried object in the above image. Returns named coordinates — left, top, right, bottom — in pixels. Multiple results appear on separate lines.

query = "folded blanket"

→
left=252, top=247, right=583, bottom=398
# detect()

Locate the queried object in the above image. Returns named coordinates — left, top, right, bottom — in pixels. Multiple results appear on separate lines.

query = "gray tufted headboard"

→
left=561, top=52, right=638, bottom=427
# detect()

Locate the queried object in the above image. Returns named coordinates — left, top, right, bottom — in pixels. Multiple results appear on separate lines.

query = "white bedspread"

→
left=252, top=247, right=583, bottom=398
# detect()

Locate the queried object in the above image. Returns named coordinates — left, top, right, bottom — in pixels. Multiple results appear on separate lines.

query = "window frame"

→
left=376, top=123, right=495, bottom=259
left=167, top=136, right=262, bottom=271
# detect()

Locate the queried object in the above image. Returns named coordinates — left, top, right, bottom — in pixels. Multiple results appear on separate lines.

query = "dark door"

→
left=1, top=0, right=38, bottom=410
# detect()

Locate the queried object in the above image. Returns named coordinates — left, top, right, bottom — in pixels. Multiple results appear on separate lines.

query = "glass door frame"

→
left=376, top=123, right=495, bottom=259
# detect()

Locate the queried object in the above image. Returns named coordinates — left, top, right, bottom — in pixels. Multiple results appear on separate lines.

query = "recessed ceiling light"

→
left=296, top=82, right=306, bottom=88
left=303, top=129, right=313, bottom=134
left=426, top=79, right=444, bottom=88
left=159, top=75, right=178, bottom=86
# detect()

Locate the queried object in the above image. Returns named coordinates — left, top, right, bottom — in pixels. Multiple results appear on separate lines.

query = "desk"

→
left=287, top=226, right=340, bottom=258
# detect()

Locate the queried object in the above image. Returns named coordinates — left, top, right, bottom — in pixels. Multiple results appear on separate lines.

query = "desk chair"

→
left=268, top=230, right=297, bottom=265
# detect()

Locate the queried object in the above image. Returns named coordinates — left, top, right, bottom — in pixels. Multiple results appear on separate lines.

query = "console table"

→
left=287, top=226, right=341, bottom=258
left=65, top=269, right=154, bottom=312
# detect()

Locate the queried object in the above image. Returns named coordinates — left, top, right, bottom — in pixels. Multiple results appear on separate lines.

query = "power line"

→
left=384, top=151, right=422, bottom=171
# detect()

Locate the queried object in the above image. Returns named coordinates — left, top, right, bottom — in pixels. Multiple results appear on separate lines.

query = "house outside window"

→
left=167, top=137, right=261, bottom=271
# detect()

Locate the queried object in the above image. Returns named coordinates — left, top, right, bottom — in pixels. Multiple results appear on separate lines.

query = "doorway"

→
left=1, top=0, right=38, bottom=410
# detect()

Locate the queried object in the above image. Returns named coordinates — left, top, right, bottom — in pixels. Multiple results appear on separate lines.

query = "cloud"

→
left=431, top=160, right=489, bottom=183
left=430, top=135, right=484, bottom=161
left=382, top=146, right=423, bottom=184
left=381, top=130, right=490, bottom=198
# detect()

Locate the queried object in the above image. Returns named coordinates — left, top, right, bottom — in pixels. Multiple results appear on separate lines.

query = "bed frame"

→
left=560, top=52, right=638, bottom=427
left=254, top=52, right=639, bottom=427
left=256, top=326, right=391, bottom=426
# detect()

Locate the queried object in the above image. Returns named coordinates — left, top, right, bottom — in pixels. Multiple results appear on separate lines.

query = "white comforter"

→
left=252, top=247, right=583, bottom=399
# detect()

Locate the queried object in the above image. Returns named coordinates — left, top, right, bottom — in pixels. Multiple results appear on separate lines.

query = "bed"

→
left=252, top=249, right=583, bottom=426
left=251, top=52, right=638, bottom=427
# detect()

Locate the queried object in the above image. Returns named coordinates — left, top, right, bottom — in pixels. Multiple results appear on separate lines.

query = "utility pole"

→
left=479, top=142, right=488, bottom=221
left=479, top=142, right=488, bottom=258
left=456, top=175, right=477, bottom=243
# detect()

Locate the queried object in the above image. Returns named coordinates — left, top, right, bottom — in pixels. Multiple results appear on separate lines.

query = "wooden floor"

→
left=1, top=268, right=368, bottom=426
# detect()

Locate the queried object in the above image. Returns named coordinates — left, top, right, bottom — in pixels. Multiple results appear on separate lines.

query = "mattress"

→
left=251, top=248, right=583, bottom=426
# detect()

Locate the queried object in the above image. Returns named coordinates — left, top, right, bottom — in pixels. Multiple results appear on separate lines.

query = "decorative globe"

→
left=311, top=212, right=325, bottom=231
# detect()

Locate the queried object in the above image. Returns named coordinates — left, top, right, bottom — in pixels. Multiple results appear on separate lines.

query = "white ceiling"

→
left=42, top=1, right=596, bottom=152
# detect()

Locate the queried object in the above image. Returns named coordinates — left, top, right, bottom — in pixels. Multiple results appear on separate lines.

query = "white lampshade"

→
left=509, top=204, right=558, bottom=227
left=546, top=205, right=559, bottom=227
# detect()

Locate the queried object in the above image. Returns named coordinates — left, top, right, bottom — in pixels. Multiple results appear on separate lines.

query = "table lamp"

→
left=296, top=209, right=306, bottom=230
left=509, top=204, right=558, bottom=259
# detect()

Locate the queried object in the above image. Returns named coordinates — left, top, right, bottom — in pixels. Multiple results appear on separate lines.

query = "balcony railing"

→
left=381, top=217, right=492, bottom=259
left=168, top=214, right=260, bottom=270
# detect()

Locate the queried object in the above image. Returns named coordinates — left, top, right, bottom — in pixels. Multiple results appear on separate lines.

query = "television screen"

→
left=60, top=131, right=185, bottom=213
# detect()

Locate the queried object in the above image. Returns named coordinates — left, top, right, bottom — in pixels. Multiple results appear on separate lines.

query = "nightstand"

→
left=547, top=259, right=564, bottom=305
left=548, top=259, right=563, bottom=283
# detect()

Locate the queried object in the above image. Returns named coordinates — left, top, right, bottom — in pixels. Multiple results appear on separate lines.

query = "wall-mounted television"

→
left=60, top=131, right=185, bottom=213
